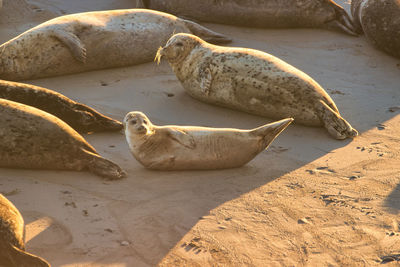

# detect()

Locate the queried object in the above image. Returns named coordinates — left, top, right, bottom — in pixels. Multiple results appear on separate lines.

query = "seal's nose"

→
left=137, top=125, right=145, bottom=131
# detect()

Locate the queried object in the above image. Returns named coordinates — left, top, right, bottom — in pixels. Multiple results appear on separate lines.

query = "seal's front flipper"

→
left=181, top=19, right=232, bottom=44
left=50, top=29, right=87, bottom=63
left=86, top=151, right=127, bottom=179
left=199, top=67, right=212, bottom=96
left=317, top=100, right=358, bottom=140
left=167, top=129, right=196, bottom=149
left=7, top=245, right=50, bottom=267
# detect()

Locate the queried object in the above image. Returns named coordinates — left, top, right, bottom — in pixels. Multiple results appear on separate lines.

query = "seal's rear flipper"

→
left=86, top=151, right=127, bottom=180
left=7, top=245, right=50, bottom=267
left=325, top=1, right=358, bottom=36
left=74, top=103, right=123, bottom=133
left=317, top=100, right=358, bottom=140
left=181, top=19, right=232, bottom=44
left=135, top=0, right=150, bottom=8
left=250, top=118, right=293, bottom=149
left=50, top=29, right=87, bottom=63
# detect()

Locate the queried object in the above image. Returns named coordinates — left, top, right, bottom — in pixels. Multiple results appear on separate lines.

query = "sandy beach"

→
left=0, top=0, right=399, bottom=266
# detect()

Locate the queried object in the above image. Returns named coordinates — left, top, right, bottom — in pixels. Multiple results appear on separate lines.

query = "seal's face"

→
left=123, top=111, right=151, bottom=136
left=156, top=33, right=201, bottom=65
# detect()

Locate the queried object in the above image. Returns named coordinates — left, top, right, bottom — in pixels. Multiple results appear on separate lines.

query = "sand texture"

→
left=0, top=0, right=399, bottom=266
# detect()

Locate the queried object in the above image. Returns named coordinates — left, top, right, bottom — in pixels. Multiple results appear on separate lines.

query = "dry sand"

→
left=0, top=0, right=399, bottom=266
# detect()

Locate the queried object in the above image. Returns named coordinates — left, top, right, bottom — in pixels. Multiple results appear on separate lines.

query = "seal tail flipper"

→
left=250, top=118, right=294, bottom=148
left=50, top=29, right=87, bottom=63
left=7, top=245, right=50, bottom=267
left=74, top=103, right=123, bottom=133
left=317, top=100, right=358, bottom=139
left=180, top=19, right=232, bottom=44
left=85, top=150, right=127, bottom=180
left=135, top=0, right=146, bottom=8
left=325, top=1, right=358, bottom=36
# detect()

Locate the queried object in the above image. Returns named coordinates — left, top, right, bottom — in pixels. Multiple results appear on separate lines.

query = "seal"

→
left=136, top=0, right=357, bottom=35
left=351, top=0, right=400, bottom=58
left=0, top=79, right=122, bottom=133
left=0, top=194, right=50, bottom=267
left=123, top=111, right=293, bottom=170
left=0, top=99, right=126, bottom=179
left=0, top=9, right=230, bottom=81
left=156, top=33, right=358, bottom=140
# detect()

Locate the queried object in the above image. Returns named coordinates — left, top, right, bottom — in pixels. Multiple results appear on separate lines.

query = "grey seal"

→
left=0, top=80, right=122, bottom=133
left=0, top=9, right=230, bottom=81
left=0, top=194, right=50, bottom=267
left=136, top=0, right=357, bottom=35
left=351, top=0, right=400, bottom=58
left=0, top=99, right=126, bottom=179
left=157, top=33, right=358, bottom=140
left=123, top=111, right=293, bottom=170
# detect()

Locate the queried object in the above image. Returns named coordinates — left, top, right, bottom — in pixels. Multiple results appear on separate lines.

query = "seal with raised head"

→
left=351, top=0, right=400, bottom=58
left=136, top=0, right=357, bottom=35
left=0, top=9, right=230, bottom=81
left=123, top=111, right=293, bottom=170
left=156, top=33, right=358, bottom=140
left=0, top=80, right=122, bottom=133
left=0, top=194, right=50, bottom=267
left=0, top=99, right=126, bottom=179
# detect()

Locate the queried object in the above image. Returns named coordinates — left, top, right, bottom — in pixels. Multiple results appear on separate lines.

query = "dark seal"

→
left=351, top=0, right=400, bottom=58
left=0, top=99, right=126, bottom=179
left=0, top=80, right=122, bottom=133
left=0, top=194, right=50, bottom=267
left=137, top=0, right=357, bottom=35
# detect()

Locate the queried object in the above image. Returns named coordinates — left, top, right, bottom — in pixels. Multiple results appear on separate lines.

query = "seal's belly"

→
left=182, top=73, right=322, bottom=126
left=141, top=133, right=260, bottom=170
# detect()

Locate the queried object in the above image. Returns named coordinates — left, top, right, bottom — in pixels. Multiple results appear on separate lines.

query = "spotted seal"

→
left=0, top=99, right=126, bottom=179
left=351, top=0, right=400, bottom=58
left=0, top=80, right=122, bottom=133
left=156, top=33, right=358, bottom=139
left=136, top=0, right=357, bottom=35
left=123, top=111, right=293, bottom=170
left=0, top=194, right=50, bottom=267
left=0, top=9, right=230, bottom=81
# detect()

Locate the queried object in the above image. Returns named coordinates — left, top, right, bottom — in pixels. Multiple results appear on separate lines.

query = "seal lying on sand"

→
left=0, top=99, right=126, bottom=179
left=124, top=111, right=293, bottom=170
left=351, top=0, right=400, bottom=58
left=0, top=9, right=230, bottom=81
left=0, top=80, right=122, bottom=133
left=157, top=33, right=358, bottom=140
left=0, top=194, right=50, bottom=267
left=136, top=0, right=357, bottom=35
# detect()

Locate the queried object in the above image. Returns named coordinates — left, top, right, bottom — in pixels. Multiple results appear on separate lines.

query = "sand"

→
left=0, top=0, right=399, bottom=266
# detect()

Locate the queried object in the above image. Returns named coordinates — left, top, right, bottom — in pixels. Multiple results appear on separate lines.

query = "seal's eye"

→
left=130, top=119, right=137, bottom=125
left=143, top=120, right=147, bottom=124
left=175, top=42, right=183, bottom=47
